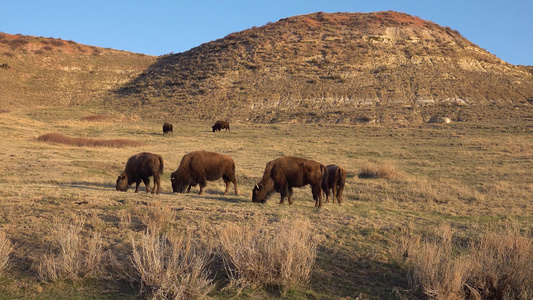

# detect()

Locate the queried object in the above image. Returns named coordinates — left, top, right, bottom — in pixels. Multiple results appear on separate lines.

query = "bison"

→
left=324, top=165, right=346, bottom=204
left=163, top=123, right=173, bottom=134
left=171, top=150, right=239, bottom=195
left=212, top=120, right=230, bottom=132
left=116, top=152, right=164, bottom=194
left=252, top=156, right=328, bottom=207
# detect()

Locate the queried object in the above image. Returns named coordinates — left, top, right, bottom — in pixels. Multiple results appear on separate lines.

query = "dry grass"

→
left=467, top=228, right=533, bottom=300
left=1, top=107, right=532, bottom=298
left=38, top=216, right=104, bottom=282
left=131, top=228, right=214, bottom=299
left=218, top=216, right=318, bottom=294
left=394, top=225, right=533, bottom=300
left=36, top=133, right=145, bottom=147
left=79, top=115, right=114, bottom=122
left=358, top=159, right=405, bottom=180
left=0, top=231, right=14, bottom=276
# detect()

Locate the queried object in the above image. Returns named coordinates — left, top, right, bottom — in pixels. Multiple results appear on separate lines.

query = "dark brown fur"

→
left=252, top=156, right=328, bottom=207
left=116, top=152, right=164, bottom=194
left=212, top=120, right=230, bottom=132
left=162, top=123, right=173, bottom=134
left=171, top=150, right=239, bottom=195
left=324, top=165, right=346, bottom=204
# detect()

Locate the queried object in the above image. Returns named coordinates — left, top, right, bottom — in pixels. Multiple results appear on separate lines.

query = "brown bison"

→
left=252, top=156, right=328, bottom=207
left=324, top=165, right=346, bottom=204
left=162, top=122, right=173, bottom=134
left=212, top=120, right=230, bottom=132
left=171, top=150, right=239, bottom=195
left=116, top=152, right=164, bottom=194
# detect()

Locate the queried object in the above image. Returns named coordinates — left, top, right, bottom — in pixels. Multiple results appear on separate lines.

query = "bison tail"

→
left=337, top=167, right=345, bottom=187
left=159, top=156, right=164, bottom=175
left=321, top=165, right=328, bottom=191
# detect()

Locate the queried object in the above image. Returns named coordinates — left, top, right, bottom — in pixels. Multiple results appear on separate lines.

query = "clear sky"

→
left=3, top=0, right=532, bottom=65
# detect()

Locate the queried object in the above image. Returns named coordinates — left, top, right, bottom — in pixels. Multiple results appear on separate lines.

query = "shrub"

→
left=37, top=133, right=144, bottom=148
left=394, top=224, right=472, bottom=299
left=394, top=225, right=533, bottom=300
left=0, top=231, right=14, bottom=276
left=218, top=216, right=318, bottom=294
left=79, top=115, right=114, bottom=122
left=358, top=160, right=404, bottom=180
left=467, top=229, right=533, bottom=299
left=131, top=228, right=214, bottom=299
left=38, top=216, right=103, bottom=282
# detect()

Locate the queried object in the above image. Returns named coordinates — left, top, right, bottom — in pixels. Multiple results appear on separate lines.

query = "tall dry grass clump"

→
left=394, top=224, right=472, bottom=299
left=467, top=228, right=533, bottom=299
left=358, top=160, right=404, bottom=180
left=0, top=231, right=14, bottom=276
left=38, top=216, right=103, bottom=282
left=37, top=133, right=144, bottom=148
left=218, top=216, right=318, bottom=294
left=131, top=228, right=214, bottom=299
left=394, top=225, right=533, bottom=299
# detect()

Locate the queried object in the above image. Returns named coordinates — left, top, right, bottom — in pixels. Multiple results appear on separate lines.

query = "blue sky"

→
left=3, top=0, right=532, bottom=65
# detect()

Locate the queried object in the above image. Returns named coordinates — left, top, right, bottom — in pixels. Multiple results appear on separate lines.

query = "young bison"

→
left=171, top=150, right=239, bottom=195
left=252, top=156, right=328, bottom=207
left=162, top=122, right=173, bottom=134
left=212, top=120, right=230, bottom=132
left=324, top=165, right=346, bottom=204
left=116, top=152, right=164, bottom=194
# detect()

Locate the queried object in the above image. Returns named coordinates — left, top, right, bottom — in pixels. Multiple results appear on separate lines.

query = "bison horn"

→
left=254, top=184, right=259, bottom=189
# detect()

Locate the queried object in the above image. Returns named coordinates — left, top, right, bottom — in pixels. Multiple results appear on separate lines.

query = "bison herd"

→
left=117, top=122, right=346, bottom=207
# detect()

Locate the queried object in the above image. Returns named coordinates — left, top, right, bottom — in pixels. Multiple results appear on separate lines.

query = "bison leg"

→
left=331, top=185, right=337, bottom=203
left=152, top=176, right=161, bottom=194
left=312, top=185, right=323, bottom=207
left=287, top=187, right=294, bottom=205
left=134, top=181, right=141, bottom=193
left=279, top=185, right=289, bottom=204
left=336, top=184, right=344, bottom=204
left=186, top=185, right=192, bottom=193
left=142, top=178, right=150, bottom=194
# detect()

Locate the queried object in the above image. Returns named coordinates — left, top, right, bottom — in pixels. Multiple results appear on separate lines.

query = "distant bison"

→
left=324, top=165, right=346, bottom=204
left=163, top=122, right=173, bottom=134
left=116, top=152, right=164, bottom=194
left=171, top=150, right=239, bottom=195
left=252, top=156, right=328, bottom=207
left=212, top=120, right=230, bottom=132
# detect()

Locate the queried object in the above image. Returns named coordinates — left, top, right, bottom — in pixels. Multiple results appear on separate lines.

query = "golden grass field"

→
left=0, top=106, right=532, bottom=299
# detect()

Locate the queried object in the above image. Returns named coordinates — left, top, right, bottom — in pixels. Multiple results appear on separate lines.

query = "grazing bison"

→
left=162, top=123, right=173, bottom=134
left=116, top=152, right=164, bottom=194
left=324, top=165, right=347, bottom=204
left=212, top=120, right=230, bottom=132
left=252, top=156, right=328, bottom=207
left=171, top=150, right=239, bottom=195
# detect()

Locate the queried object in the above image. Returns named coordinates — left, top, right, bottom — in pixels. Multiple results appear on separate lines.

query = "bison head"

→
left=116, top=172, right=129, bottom=191
left=252, top=183, right=268, bottom=203
left=171, top=170, right=189, bottom=193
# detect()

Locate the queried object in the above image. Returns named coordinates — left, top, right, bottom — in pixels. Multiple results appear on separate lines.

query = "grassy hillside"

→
left=0, top=32, right=156, bottom=109
left=0, top=107, right=531, bottom=298
left=115, top=11, right=533, bottom=123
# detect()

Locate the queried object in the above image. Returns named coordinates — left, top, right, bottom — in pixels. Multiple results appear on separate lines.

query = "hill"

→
left=0, top=32, right=156, bottom=110
left=115, top=11, right=533, bottom=124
